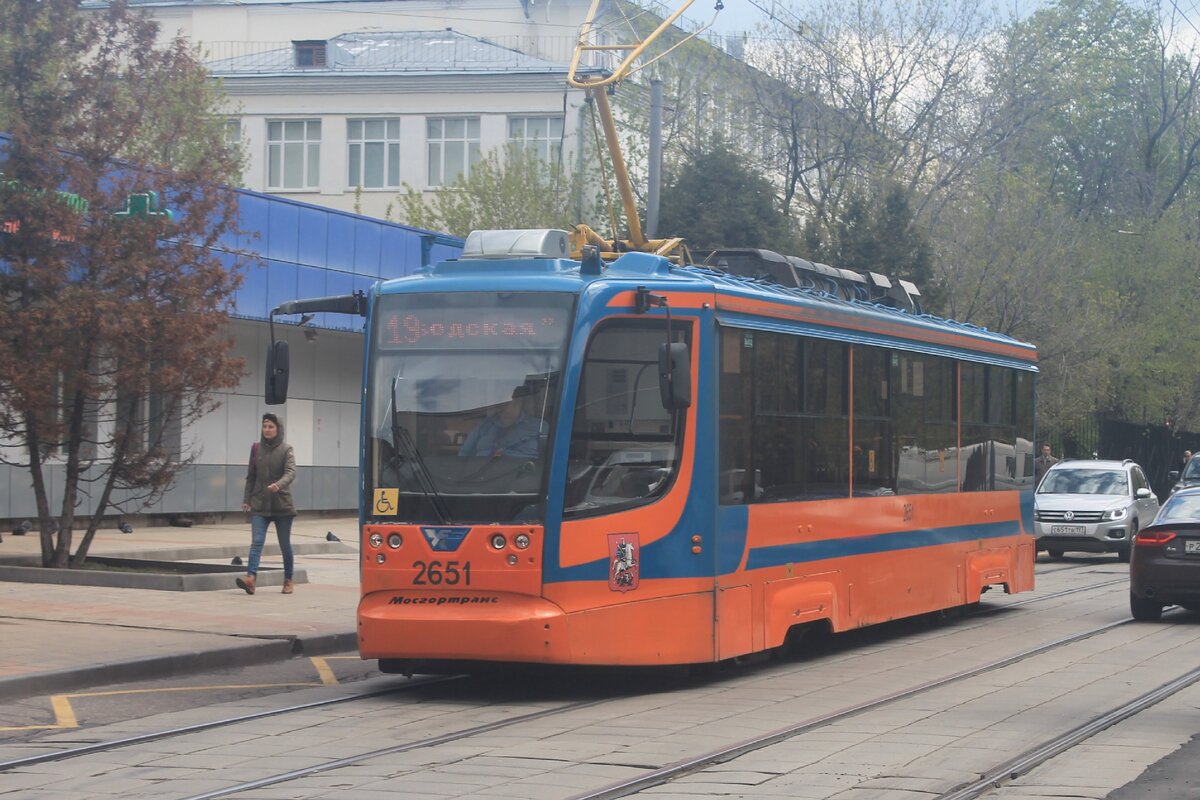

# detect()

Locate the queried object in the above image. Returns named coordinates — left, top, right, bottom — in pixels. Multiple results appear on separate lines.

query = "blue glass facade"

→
left=0, top=131, right=464, bottom=517
left=228, top=188, right=462, bottom=329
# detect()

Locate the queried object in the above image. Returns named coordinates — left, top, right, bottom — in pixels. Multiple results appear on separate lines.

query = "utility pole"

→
left=646, top=78, right=663, bottom=238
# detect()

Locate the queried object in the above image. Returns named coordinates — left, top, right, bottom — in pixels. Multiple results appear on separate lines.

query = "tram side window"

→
left=719, top=327, right=755, bottom=504
left=894, top=353, right=923, bottom=495
left=752, top=333, right=848, bottom=502
left=852, top=347, right=893, bottom=496
left=960, top=362, right=990, bottom=492
left=924, top=356, right=958, bottom=494
left=805, top=338, right=845, bottom=415
left=563, top=319, right=690, bottom=517
left=989, top=369, right=1019, bottom=490
left=896, top=353, right=958, bottom=495
left=1015, top=371, right=1035, bottom=487
left=960, top=364, right=1019, bottom=492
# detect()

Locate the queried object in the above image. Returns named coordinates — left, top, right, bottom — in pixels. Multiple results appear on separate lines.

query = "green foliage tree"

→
left=398, top=145, right=592, bottom=238
left=988, top=0, right=1200, bottom=219
left=657, top=141, right=797, bottom=253
left=0, top=0, right=245, bottom=567
left=942, top=0, right=1200, bottom=431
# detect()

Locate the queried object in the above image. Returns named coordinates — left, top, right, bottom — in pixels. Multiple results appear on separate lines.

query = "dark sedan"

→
left=1167, top=456, right=1200, bottom=496
left=1129, top=487, right=1200, bottom=620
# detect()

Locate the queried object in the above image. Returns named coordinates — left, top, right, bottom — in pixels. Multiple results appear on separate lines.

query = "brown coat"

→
left=243, top=420, right=297, bottom=516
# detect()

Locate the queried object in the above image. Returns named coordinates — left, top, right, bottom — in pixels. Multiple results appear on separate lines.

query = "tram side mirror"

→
left=658, top=342, right=691, bottom=410
left=265, top=340, right=290, bottom=405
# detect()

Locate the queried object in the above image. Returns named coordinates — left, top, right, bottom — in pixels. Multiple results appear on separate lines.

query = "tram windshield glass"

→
left=366, top=291, right=575, bottom=523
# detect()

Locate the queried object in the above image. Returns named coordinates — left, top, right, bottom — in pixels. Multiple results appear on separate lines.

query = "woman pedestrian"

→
left=238, top=412, right=297, bottom=595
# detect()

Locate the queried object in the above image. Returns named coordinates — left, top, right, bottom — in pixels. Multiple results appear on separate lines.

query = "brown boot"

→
left=281, top=579, right=294, bottom=594
left=236, top=574, right=256, bottom=595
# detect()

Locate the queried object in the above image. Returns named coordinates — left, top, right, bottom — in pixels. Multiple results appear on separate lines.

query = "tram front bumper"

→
left=358, top=590, right=570, bottom=663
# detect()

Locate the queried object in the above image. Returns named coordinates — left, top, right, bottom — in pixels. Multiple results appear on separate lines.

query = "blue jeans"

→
left=248, top=515, right=294, bottom=579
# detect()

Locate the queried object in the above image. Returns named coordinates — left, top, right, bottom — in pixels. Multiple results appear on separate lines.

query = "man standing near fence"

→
left=1034, top=443, right=1058, bottom=487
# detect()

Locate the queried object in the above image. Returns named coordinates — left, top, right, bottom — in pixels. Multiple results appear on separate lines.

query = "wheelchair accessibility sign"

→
left=374, top=488, right=399, bottom=515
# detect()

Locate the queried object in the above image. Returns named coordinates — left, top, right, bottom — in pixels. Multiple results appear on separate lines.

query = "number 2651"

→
left=412, top=560, right=471, bottom=586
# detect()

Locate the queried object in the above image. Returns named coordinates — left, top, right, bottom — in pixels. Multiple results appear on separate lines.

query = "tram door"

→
left=715, top=325, right=757, bottom=660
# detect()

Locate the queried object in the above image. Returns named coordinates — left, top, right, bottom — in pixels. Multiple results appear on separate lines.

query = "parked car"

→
left=1034, top=459, right=1159, bottom=562
left=1166, top=457, right=1200, bottom=496
left=1129, top=487, right=1200, bottom=620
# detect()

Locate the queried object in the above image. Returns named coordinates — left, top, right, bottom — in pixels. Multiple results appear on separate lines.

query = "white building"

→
left=126, top=0, right=608, bottom=221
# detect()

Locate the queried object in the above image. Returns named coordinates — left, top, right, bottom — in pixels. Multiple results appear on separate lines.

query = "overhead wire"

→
left=1165, top=0, right=1200, bottom=41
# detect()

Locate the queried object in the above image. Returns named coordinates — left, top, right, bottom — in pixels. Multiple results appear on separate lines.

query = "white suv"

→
left=1034, top=459, right=1159, bottom=562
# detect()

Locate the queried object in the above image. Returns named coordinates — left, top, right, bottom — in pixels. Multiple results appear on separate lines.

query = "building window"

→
left=348, top=119, right=400, bottom=189
left=267, top=119, right=320, bottom=190
left=508, top=116, right=564, bottom=162
left=293, top=40, right=327, bottom=68
left=223, top=119, right=241, bottom=146
left=427, top=117, right=480, bottom=187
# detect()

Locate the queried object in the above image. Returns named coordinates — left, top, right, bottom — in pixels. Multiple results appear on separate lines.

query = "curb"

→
left=0, top=563, right=306, bottom=592
left=0, top=630, right=359, bottom=703
left=0, top=540, right=355, bottom=566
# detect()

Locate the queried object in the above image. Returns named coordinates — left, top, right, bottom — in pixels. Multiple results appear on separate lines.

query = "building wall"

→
left=128, top=0, right=598, bottom=222
left=0, top=181, right=462, bottom=523
left=0, top=318, right=364, bottom=520
left=149, top=0, right=591, bottom=61
left=227, top=80, right=588, bottom=222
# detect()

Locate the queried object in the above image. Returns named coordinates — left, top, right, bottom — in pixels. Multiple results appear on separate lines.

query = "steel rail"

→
left=566, top=619, right=1133, bottom=800
left=936, top=663, right=1200, bottom=800
left=0, top=675, right=459, bottom=772
left=993, top=577, right=1128, bottom=609
left=177, top=696, right=612, bottom=800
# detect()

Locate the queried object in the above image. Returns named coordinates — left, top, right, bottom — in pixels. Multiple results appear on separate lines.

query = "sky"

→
left=676, top=0, right=780, bottom=36
left=671, top=0, right=1200, bottom=37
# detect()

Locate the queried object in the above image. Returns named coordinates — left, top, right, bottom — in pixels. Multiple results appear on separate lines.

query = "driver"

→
left=459, top=385, right=542, bottom=459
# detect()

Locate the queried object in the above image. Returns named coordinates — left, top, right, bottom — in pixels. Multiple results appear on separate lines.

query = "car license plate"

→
left=1050, top=525, right=1086, bottom=535
left=1186, top=540, right=1200, bottom=554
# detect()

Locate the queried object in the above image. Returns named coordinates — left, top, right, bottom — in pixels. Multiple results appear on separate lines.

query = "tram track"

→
left=0, top=675, right=459, bottom=772
left=1036, top=559, right=1127, bottom=575
left=935, top=661, right=1200, bottom=800
left=179, top=695, right=614, bottom=800
left=0, top=575, right=1129, bottom=781
left=564, top=618, right=1137, bottom=800
left=996, top=576, right=1126, bottom=609
left=169, top=616, right=1139, bottom=800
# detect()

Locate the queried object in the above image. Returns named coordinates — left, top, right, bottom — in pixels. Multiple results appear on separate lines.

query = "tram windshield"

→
left=366, top=291, right=575, bottom=523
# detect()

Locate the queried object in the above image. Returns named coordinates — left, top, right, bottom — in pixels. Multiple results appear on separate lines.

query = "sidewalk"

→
left=0, top=515, right=362, bottom=702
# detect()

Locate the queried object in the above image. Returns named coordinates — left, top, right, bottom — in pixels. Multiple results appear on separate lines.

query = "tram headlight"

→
left=490, top=533, right=507, bottom=550
left=514, top=533, right=531, bottom=549
left=368, top=532, right=383, bottom=548
left=387, top=533, right=403, bottom=549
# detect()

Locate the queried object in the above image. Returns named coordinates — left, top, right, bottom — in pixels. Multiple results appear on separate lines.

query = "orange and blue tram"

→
left=292, top=229, right=1038, bottom=669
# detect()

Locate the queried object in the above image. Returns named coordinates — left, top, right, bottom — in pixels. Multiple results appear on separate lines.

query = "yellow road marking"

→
left=50, top=695, right=77, bottom=728
left=310, top=657, right=339, bottom=685
left=0, top=682, right=319, bottom=733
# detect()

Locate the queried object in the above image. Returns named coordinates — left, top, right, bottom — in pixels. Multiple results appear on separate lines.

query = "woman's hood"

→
left=261, top=417, right=286, bottom=447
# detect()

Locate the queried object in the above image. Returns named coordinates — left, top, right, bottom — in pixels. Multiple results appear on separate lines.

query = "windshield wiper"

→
left=390, top=378, right=452, bottom=524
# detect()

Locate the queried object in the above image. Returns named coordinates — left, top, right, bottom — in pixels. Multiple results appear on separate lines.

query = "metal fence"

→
left=1041, top=416, right=1200, bottom=499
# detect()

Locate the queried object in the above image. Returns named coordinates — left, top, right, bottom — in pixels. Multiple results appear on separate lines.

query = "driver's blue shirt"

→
left=459, top=413, right=542, bottom=458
